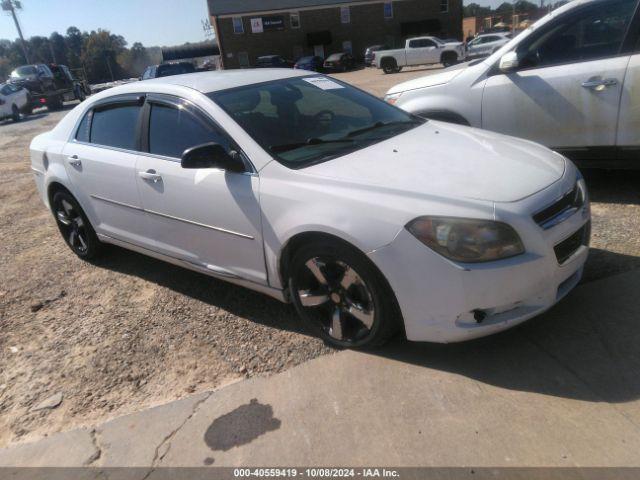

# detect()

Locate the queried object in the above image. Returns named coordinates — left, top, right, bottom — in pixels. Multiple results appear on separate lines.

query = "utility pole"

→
left=1, top=0, right=30, bottom=63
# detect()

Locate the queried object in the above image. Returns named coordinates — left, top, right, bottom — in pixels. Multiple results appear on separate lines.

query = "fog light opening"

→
left=473, top=309, right=487, bottom=324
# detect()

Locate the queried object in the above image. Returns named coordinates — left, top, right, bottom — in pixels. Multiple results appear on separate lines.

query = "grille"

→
left=554, top=222, right=590, bottom=264
left=533, top=183, right=585, bottom=229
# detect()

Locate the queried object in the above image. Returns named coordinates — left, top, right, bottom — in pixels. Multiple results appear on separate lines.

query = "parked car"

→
left=385, top=0, right=639, bottom=169
left=294, top=56, right=324, bottom=72
left=8, top=63, right=84, bottom=110
left=0, top=83, right=31, bottom=122
left=141, top=62, right=196, bottom=80
left=323, top=52, right=356, bottom=72
left=364, top=45, right=389, bottom=67
left=30, top=69, right=590, bottom=348
left=256, top=55, right=294, bottom=68
left=372, top=37, right=465, bottom=73
left=465, top=32, right=512, bottom=59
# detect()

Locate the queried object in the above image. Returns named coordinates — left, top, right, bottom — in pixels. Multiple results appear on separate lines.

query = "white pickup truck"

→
left=372, top=36, right=465, bottom=74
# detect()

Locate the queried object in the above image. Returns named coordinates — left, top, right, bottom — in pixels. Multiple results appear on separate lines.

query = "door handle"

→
left=139, top=170, right=162, bottom=183
left=581, top=78, right=618, bottom=90
left=67, top=155, right=82, bottom=167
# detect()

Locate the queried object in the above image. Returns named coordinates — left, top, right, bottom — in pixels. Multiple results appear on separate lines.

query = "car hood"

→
left=386, top=62, right=470, bottom=95
left=302, top=121, right=565, bottom=203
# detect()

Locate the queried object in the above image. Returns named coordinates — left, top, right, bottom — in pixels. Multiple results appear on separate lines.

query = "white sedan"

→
left=0, top=83, right=31, bottom=122
left=30, top=69, right=590, bottom=348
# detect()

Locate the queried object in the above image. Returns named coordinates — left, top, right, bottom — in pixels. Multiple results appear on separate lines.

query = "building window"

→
left=290, top=12, right=301, bottom=29
left=384, top=2, right=393, bottom=19
left=440, top=0, right=449, bottom=13
left=232, top=16, right=244, bottom=34
left=342, top=40, right=353, bottom=54
left=238, top=52, right=249, bottom=67
left=340, top=6, right=351, bottom=24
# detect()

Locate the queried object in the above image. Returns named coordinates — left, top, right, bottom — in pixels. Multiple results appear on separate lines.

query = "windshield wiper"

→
left=269, top=137, right=355, bottom=153
left=345, top=119, right=423, bottom=138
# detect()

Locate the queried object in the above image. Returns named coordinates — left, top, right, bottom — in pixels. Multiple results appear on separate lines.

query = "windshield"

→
left=326, top=54, right=343, bottom=61
left=209, top=76, right=423, bottom=169
left=156, top=63, right=195, bottom=77
left=10, top=66, right=37, bottom=78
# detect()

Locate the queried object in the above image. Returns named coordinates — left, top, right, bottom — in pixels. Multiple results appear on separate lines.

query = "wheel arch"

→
left=279, top=230, right=405, bottom=334
left=278, top=231, right=367, bottom=291
left=416, top=109, right=470, bottom=126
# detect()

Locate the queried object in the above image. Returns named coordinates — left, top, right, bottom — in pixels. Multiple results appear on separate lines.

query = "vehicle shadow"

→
left=372, top=247, right=640, bottom=404
left=583, top=168, right=640, bottom=206
left=0, top=112, right=48, bottom=126
left=94, top=243, right=640, bottom=404
left=91, top=246, right=308, bottom=336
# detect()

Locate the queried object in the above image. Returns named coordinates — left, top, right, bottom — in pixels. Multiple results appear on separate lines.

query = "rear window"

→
left=11, top=66, right=37, bottom=77
left=75, top=111, right=91, bottom=143
left=90, top=104, right=141, bottom=150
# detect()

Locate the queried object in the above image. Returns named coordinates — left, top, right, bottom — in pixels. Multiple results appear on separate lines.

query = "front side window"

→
left=149, top=103, right=229, bottom=159
left=516, top=0, right=636, bottom=69
left=90, top=104, right=141, bottom=150
left=209, top=77, right=423, bottom=168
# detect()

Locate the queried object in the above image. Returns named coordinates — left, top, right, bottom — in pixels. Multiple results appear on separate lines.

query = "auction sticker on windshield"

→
left=303, top=77, right=344, bottom=90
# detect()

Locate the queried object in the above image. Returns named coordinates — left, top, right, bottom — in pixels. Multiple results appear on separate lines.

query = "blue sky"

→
left=0, top=0, right=211, bottom=47
left=0, top=0, right=506, bottom=46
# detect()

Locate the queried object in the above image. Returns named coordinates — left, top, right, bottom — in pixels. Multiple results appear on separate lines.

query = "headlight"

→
left=384, top=92, right=403, bottom=105
left=406, top=216, right=525, bottom=263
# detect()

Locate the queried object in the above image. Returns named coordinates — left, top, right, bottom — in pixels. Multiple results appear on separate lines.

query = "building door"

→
left=314, top=45, right=325, bottom=59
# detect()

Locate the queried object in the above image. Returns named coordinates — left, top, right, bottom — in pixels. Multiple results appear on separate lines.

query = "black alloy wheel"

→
left=289, top=242, right=399, bottom=348
left=52, top=191, right=101, bottom=259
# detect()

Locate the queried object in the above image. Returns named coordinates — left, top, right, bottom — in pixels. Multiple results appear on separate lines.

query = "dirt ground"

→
left=1, top=67, right=639, bottom=448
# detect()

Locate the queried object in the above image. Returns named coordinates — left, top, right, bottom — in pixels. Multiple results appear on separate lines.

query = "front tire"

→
left=441, top=52, right=458, bottom=68
left=289, top=241, right=399, bottom=349
left=52, top=191, right=102, bottom=260
left=11, top=105, right=20, bottom=122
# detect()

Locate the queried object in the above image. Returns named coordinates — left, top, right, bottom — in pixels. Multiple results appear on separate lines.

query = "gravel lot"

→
left=1, top=66, right=639, bottom=448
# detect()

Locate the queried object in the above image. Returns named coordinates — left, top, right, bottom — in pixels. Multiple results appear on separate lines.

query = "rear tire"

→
left=52, top=191, right=102, bottom=260
left=381, top=58, right=399, bottom=74
left=289, top=241, right=400, bottom=349
left=48, top=95, right=64, bottom=111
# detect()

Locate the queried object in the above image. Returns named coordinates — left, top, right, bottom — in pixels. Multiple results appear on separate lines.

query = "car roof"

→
left=139, top=69, right=311, bottom=93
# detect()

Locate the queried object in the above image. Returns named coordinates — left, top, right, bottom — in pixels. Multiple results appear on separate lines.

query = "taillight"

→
left=39, top=98, right=47, bottom=104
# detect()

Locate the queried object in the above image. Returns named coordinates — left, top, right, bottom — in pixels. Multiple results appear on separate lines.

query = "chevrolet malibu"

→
left=30, top=70, right=590, bottom=348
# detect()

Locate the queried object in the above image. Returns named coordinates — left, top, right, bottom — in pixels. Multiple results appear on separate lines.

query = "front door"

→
left=482, top=0, right=636, bottom=149
left=63, top=98, right=150, bottom=246
left=405, top=38, right=439, bottom=66
left=135, top=95, right=266, bottom=284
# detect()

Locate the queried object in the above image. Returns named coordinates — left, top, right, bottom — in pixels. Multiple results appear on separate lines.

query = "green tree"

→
left=81, top=29, right=127, bottom=82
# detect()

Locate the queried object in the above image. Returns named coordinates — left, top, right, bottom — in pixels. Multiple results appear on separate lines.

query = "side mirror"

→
left=499, top=51, right=520, bottom=73
left=181, top=143, right=245, bottom=172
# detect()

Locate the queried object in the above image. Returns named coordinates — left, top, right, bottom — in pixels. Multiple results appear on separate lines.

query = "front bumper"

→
left=368, top=178, right=591, bottom=343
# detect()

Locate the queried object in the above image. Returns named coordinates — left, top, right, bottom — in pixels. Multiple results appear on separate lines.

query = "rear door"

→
left=616, top=10, right=640, bottom=159
left=482, top=0, right=637, bottom=149
left=135, top=94, right=266, bottom=283
left=62, top=96, right=151, bottom=247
